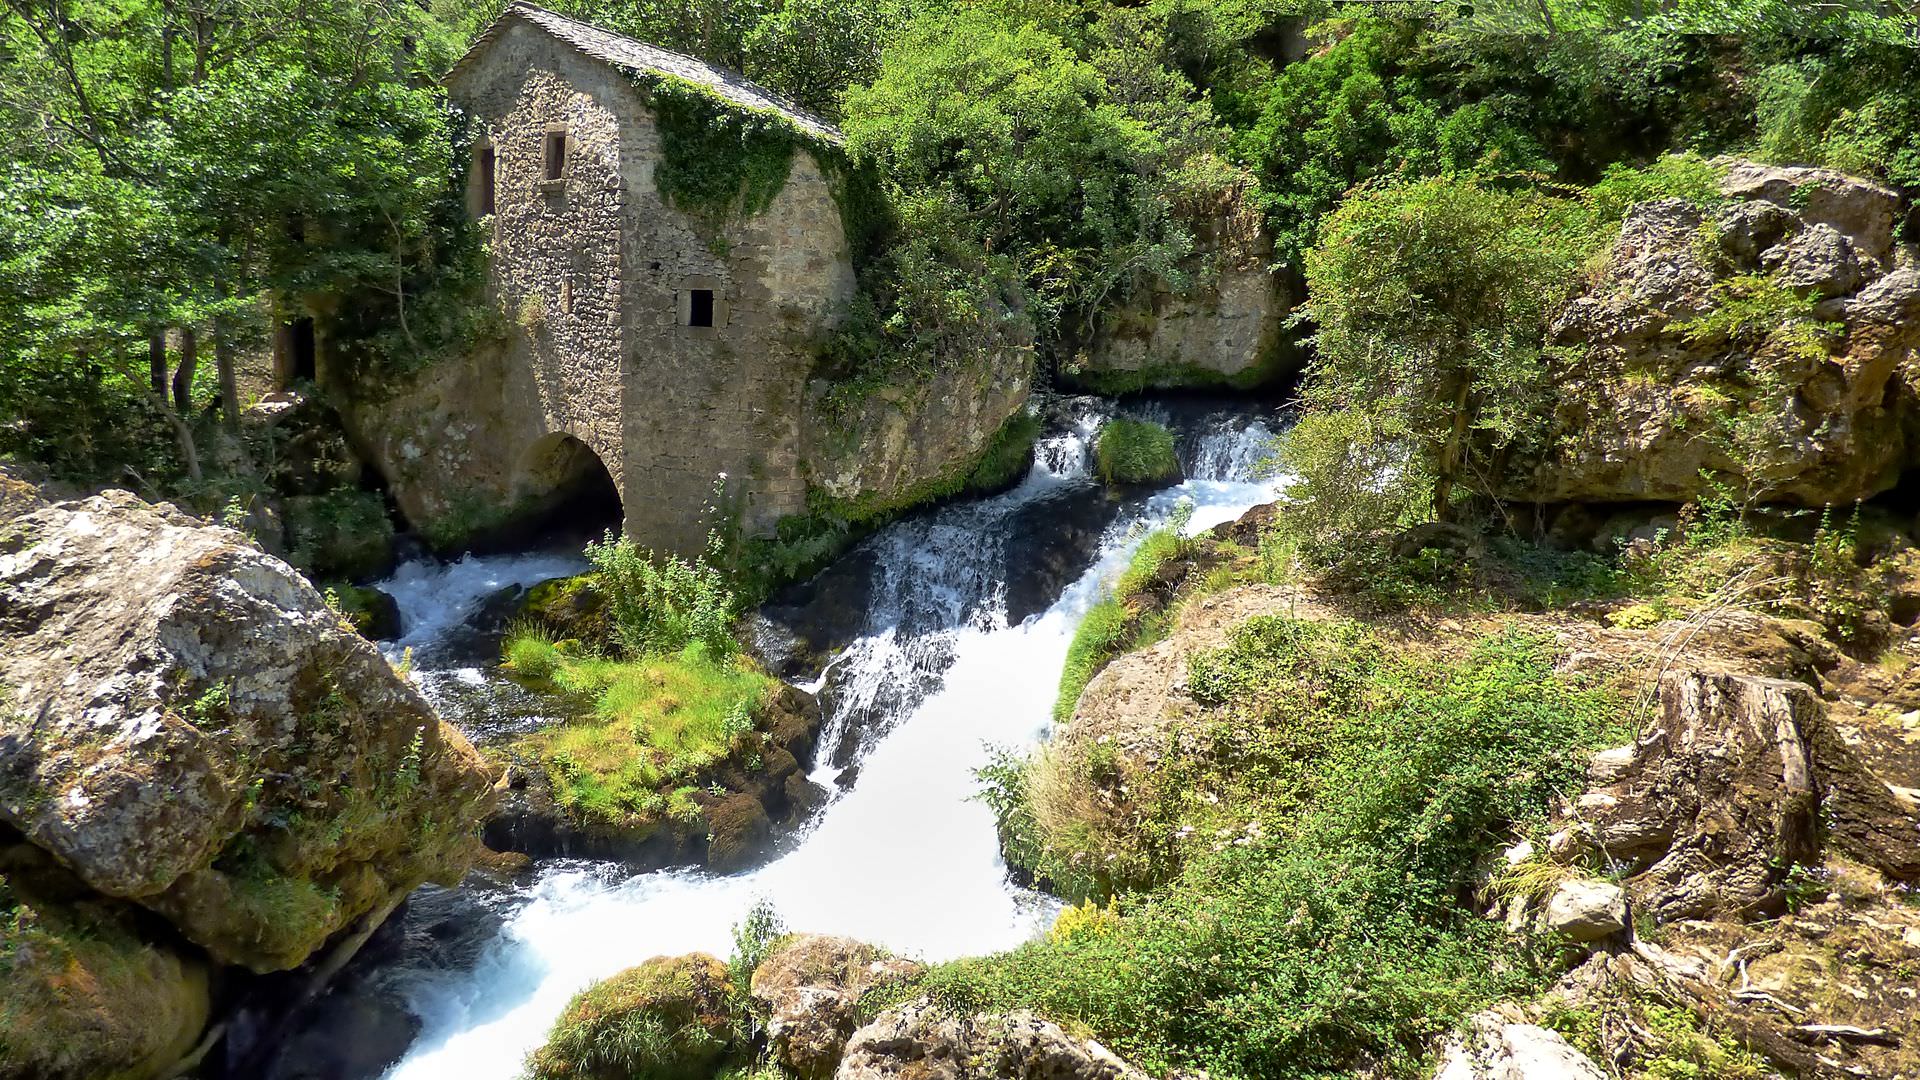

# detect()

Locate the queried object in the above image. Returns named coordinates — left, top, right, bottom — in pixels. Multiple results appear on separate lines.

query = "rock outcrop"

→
left=837, top=1000, right=1150, bottom=1080
left=1066, top=179, right=1294, bottom=392
left=0, top=491, right=494, bottom=1078
left=750, top=934, right=923, bottom=1080
left=1512, top=161, right=1920, bottom=507
left=1433, top=1012, right=1607, bottom=1080
left=802, top=344, right=1036, bottom=517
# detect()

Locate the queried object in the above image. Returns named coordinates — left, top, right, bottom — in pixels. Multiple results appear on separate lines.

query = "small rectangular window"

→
left=475, top=146, right=495, bottom=215
left=688, top=289, right=715, bottom=328
left=544, top=131, right=566, bottom=182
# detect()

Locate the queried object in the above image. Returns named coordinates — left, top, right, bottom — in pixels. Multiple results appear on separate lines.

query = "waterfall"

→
left=373, top=406, right=1286, bottom=1080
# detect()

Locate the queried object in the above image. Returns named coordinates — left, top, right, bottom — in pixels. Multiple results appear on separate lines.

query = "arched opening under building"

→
left=505, top=432, right=624, bottom=547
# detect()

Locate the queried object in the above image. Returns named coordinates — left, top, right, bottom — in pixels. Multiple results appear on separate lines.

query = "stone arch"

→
left=512, top=432, right=624, bottom=541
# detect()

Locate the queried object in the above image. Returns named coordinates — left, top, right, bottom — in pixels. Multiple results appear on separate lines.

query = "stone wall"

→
left=336, top=24, right=854, bottom=554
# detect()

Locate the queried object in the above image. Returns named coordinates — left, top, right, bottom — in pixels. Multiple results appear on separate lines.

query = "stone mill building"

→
left=341, top=3, right=858, bottom=553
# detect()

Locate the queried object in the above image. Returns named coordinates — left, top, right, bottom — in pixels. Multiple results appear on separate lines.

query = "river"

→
left=361, top=400, right=1285, bottom=1079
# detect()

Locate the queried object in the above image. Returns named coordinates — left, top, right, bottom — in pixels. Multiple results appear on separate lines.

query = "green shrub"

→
left=1095, top=418, right=1180, bottom=487
left=502, top=624, right=566, bottom=682
left=588, top=532, right=738, bottom=658
left=952, top=623, right=1627, bottom=1077
left=1053, top=515, right=1194, bottom=721
left=527, top=953, right=739, bottom=1080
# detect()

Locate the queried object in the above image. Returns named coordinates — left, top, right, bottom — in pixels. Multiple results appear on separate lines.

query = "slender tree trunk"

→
left=213, top=264, right=240, bottom=431
left=105, top=350, right=202, bottom=483
left=160, top=0, right=174, bottom=89
left=148, top=328, right=168, bottom=395
left=214, top=320, right=239, bottom=431
left=172, top=326, right=198, bottom=413
left=1433, top=379, right=1473, bottom=522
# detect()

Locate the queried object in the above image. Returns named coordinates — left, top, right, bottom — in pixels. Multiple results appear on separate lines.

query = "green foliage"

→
left=504, top=632, right=775, bottom=830
left=588, top=532, right=739, bottom=658
left=727, top=897, right=787, bottom=1019
left=1752, top=45, right=1920, bottom=188
left=644, top=77, right=806, bottom=240
left=1095, top=418, right=1181, bottom=487
left=1293, top=174, right=1598, bottom=538
left=1052, top=513, right=1195, bottom=722
left=943, top=624, right=1626, bottom=1077
left=966, top=409, right=1042, bottom=493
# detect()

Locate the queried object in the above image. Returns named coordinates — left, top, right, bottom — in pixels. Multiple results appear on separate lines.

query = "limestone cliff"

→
left=1063, top=177, right=1295, bottom=394
left=0, top=491, right=494, bottom=1079
left=1511, top=161, right=1920, bottom=507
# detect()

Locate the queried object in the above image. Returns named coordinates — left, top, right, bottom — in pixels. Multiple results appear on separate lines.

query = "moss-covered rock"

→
left=1094, top=418, right=1180, bottom=488
left=0, top=492, right=494, bottom=973
left=0, top=866, right=210, bottom=1080
left=514, top=573, right=612, bottom=649
left=328, top=583, right=402, bottom=640
left=526, top=952, right=739, bottom=1080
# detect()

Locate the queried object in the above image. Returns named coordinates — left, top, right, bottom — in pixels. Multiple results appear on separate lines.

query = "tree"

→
left=1295, top=175, right=1591, bottom=528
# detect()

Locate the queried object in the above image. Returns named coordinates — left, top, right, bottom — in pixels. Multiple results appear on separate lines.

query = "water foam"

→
left=381, top=412, right=1283, bottom=1079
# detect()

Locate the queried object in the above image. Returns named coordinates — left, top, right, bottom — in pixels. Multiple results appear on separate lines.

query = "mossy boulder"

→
left=526, top=952, right=739, bottom=1080
left=0, top=492, right=494, bottom=973
left=0, top=865, right=210, bottom=1080
left=514, top=573, right=612, bottom=648
left=1094, top=418, right=1180, bottom=488
left=328, top=583, right=402, bottom=640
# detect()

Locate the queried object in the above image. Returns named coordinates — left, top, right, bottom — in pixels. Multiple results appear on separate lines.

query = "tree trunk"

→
left=148, top=328, right=168, bottom=395
left=1433, top=378, right=1473, bottom=523
left=213, top=268, right=240, bottom=431
left=214, top=322, right=239, bottom=432
left=172, top=326, right=198, bottom=413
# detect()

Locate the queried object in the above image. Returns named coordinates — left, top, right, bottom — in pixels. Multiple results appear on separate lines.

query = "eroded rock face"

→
left=1510, top=162, right=1920, bottom=507
left=1070, top=179, right=1295, bottom=391
left=1550, top=671, right=1819, bottom=922
left=0, top=492, right=494, bottom=972
left=837, top=999, right=1150, bottom=1080
left=750, top=934, right=923, bottom=1080
left=803, top=343, right=1036, bottom=513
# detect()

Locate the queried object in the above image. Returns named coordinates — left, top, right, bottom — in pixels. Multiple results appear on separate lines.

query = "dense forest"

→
left=7, top=0, right=1916, bottom=518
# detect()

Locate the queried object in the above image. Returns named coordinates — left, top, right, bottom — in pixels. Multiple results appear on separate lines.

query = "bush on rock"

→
left=1095, top=418, right=1180, bottom=488
left=526, top=953, right=739, bottom=1080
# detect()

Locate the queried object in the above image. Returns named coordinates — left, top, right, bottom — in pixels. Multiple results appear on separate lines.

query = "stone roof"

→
left=449, top=2, right=842, bottom=144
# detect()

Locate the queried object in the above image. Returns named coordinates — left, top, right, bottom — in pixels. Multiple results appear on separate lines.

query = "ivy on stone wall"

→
left=641, top=76, right=807, bottom=237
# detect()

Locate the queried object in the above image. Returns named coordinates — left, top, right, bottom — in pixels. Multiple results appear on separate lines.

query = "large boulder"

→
left=750, top=935, right=923, bottom=1080
left=836, top=999, right=1150, bottom=1080
left=526, top=953, right=738, bottom=1080
left=0, top=857, right=211, bottom=1080
left=1509, top=161, right=1920, bottom=507
left=803, top=343, right=1035, bottom=518
left=0, top=491, right=494, bottom=972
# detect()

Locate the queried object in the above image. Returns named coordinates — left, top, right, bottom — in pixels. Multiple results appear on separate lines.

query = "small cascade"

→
left=372, top=402, right=1288, bottom=1080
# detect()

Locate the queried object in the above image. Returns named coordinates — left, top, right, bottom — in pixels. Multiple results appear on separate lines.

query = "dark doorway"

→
left=689, top=288, right=715, bottom=328
left=290, top=318, right=316, bottom=381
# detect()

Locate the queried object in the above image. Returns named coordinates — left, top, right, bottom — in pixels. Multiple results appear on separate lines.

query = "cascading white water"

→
left=379, top=411, right=1285, bottom=1080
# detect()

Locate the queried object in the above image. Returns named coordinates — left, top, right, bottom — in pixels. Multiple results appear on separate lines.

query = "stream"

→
left=354, top=399, right=1285, bottom=1080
